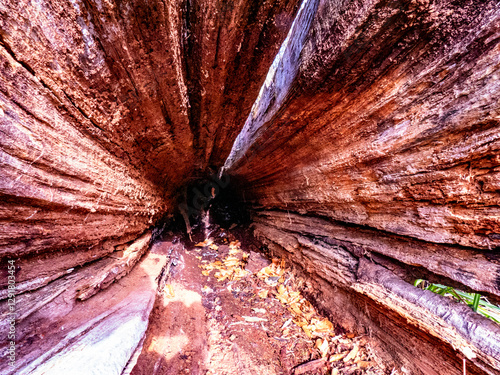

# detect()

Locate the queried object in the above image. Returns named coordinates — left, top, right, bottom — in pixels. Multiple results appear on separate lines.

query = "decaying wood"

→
left=0, top=0, right=300, bottom=371
left=0, top=0, right=499, bottom=373
left=75, top=232, right=152, bottom=301
left=0, top=234, right=139, bottom=300
left=253, top=211, right=500, bottom=300
left=221, top=3, right=500, bottom=370
left=226, top=0, right=500, bottom=251
left=0, top=239, right=167, bottom=375
left=355, top=258, right=500, bottom=373
left=253, top=215, right=500, bottom=375
left=293, top=358, right=327, bottom=375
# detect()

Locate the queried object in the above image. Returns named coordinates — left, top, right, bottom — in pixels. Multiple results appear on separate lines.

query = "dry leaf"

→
left=229, top=248, right=240, bottom=255
left=163, top=284, right=175, bottom=298
left=258, top=289, right=269, bottom=298
left=256, top=266, right=272, bottom=279
left=302, top=325, right=312, bottom=338
left=195, top=238, right=213, bottom=247
left=329, top=352, right=348, bottom=362
left=218, top=269, right=233, bottom=281
left=313, top=318, right=334, bottom=333
left=278, top=284, right=287, bottom=295
left=289, top=303, right=303, bottom=316
left=316, top=339, right=330, bottom=358
left=288, top=291, right=301, bottom=304
left=343, top=345, right=359, bottom=363
left=224, top=256, right=240, bottom=267
left=232, top=268, right=250, bottom=280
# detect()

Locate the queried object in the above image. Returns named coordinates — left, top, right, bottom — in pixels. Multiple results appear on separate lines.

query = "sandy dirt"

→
left=131, top=227, right=386, bottom=375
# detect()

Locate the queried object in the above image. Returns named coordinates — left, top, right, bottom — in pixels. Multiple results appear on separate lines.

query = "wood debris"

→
left=243, top=316, right=268, bottom=322
left=197, top=235, right=384, bottom=374
left=293, top=358, right=327, bottom=374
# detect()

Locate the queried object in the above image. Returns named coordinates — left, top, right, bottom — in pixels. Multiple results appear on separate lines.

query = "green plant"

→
left=414, top=279, right=500, bottom=324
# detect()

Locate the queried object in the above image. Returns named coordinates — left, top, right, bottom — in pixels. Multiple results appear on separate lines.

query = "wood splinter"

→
left=292, top=358, right=327, bottom=375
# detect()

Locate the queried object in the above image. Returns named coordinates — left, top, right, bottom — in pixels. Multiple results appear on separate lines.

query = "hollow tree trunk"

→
left=1, top=0, right=499, bottom=374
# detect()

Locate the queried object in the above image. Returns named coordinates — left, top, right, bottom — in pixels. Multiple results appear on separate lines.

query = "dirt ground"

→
left=130, top=226, right=387, bottom=375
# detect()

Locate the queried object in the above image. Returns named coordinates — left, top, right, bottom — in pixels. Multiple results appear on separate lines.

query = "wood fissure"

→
left=1, top=0, right=499, bottom=373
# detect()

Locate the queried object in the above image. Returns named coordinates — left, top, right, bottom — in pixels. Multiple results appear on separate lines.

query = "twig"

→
left=293, top=358, right=327, bottom=375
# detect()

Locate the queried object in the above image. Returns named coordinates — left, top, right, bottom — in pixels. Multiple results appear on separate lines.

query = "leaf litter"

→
left=197, top=235, right=386, bottom=375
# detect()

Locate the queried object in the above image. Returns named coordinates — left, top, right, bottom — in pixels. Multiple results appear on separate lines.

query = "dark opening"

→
left=168, top=173, right=250, bottom=238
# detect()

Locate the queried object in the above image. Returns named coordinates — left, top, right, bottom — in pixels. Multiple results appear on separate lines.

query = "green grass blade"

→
left=414, top=279, right=500, bottom=325
left=414, top=279, right=424, bottom=288
left=472, top=293, right=481, bottom=312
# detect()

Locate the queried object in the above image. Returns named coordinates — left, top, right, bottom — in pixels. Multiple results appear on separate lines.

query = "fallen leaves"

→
left=312, top=318, right=334, bottom=334
left=223, top=256, right=241, bottom=267
left=229, top=240, right=241, bottom=250
left=257, top=259, right=379, bottom=373
left=199, top=241, right=250, bottom=282
left=264, top=271, right=334, bottom=340
left=196, top=237, right=381, bottom=374
left=256, top=258, right=285, bottom=279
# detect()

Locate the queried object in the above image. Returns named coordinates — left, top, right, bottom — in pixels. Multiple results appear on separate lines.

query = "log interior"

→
left=1, top=0, right=499, bottom=373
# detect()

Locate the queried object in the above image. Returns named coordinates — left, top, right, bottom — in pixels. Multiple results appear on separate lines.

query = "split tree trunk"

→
left=1, top=0, right=500, bottom=374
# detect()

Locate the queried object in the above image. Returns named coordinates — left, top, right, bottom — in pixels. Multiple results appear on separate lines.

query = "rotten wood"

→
left=292, top=358, right=327, bottom=375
